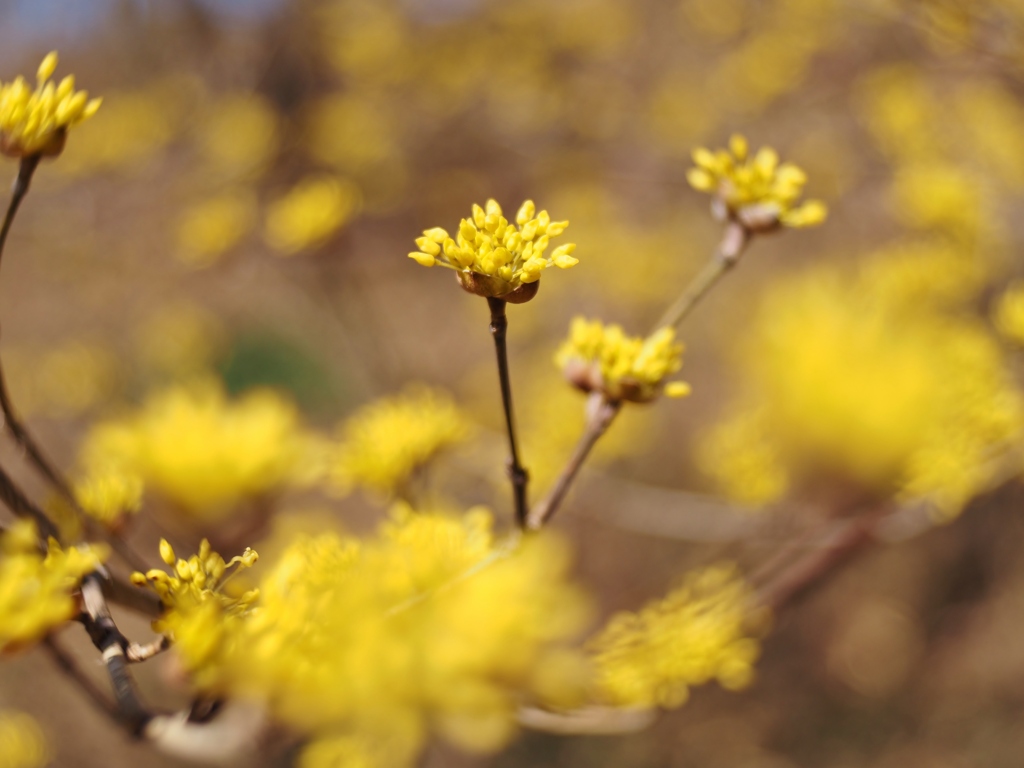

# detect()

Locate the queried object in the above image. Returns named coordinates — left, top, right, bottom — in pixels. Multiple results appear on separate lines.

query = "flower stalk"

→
left=488, top=297, right=529, bottom=527
left=654, top=220, right=749, bottom=331
left=527, top=393, right=620, bottom=530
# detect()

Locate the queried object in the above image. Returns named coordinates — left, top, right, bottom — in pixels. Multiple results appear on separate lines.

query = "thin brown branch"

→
left=527, top=393, right=620, bottom=530
left=487, top=297, right=529, bottom=527
left=0, top=460, right=59, bottom=540
left=653, top=221, right=749, bottom=331
left=42, top=636, right=122, bottom=725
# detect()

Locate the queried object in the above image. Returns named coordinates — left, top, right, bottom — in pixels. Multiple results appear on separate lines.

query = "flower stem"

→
left=0, top=158, right=79, bottom=514
left=0, top=154, right=40, bottom=275
left=653, top=220, right=749, bottom=331
left=527, top=393, right=620, bottom=530
left=529, top=224, right=750, bottom=531
left=0, top=157, right=152, bottom=573
left=487, top=297, right=529, bottom=527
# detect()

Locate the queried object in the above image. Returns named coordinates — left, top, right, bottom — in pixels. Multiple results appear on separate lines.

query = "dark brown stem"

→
left=527, top=394, right=621, bottom=530
left=0, top=459, right=60, bottom=540
left=0, top=154, right=40, bottom=274
left=0, top=157, right=151, bottom=574
left=487, top=297, right=529, bottom=527
left=42, top=636, right=122, bottom=725
left=654, top=221, right=749, bottom=331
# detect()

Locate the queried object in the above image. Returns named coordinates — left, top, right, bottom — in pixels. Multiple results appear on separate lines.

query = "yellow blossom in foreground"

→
left=687, top=134, right=826, bottom=231
left=589, top=563, right=762, bottom=709
left=702, top=247, right=1023, bottom=520
left=555, top=317, right=690, bottom=403
left=74, top=465, right=144, bottom=530
left=165, top=507, right=589, bottom=766
left=330, top=387, right=471, bottom=498
left=0, top=51, right=101, bottom=158
left=79, top=379, right=322, bottom=521
left=993, top=282, right=1024, bottom=346
left=0, top=521, right=108, bottom=654
left=0, top=710, right=48, bottom=768
left=132, top=538, right=258, bottom=684
left=409, top=199, right=578, bottom=301
left=265, top=175, right=361, bottom=254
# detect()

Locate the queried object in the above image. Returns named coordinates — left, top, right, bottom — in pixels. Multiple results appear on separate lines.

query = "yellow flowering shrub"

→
left=0, top=521, right=107, bottom=654
left=79, top=379, right=323, bottom=521
left=686, top=134, right=827, bottom=231
left=0, top=710, right=48, bottom=768
left=589, top=563, right=762, bottom=709
left=0, top=51, right=101, bottom=158
left=155, top=507, right=589, bottom=766
left=556, top=317, right=690, bottom=403
left=701, top=248, right=1024, bottom=519
left=329, top=387, right=471, bottom=498
left=409, top=199, right=578, bottom=300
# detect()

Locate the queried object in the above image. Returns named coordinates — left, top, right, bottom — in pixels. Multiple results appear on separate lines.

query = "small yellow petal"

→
left=409, top=251, right=436, bottom=267
left=665, top=381, right=692, bottom=398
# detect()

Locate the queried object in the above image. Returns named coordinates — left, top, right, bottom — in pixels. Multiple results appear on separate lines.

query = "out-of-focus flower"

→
left=993, top=282, right=1024, bottom=346
left=265, top=176, right=361, bottom=255
left=702, top=250, right=1024, bottom=520
left=157, top=506, right=589, bottom=767
left=0, top=521, right=108, bottom=654
left=74, top=465, right=144, bottom=531
left=555, top=318, right=690, bottom=403
left=589, top=563, right=762, bottom=709
left=409, top=199, right=577, bottom=302
left=56, top=81, right=184, bottom=176
left=697, top=407, right=789, bottom=506
left=890, top=163, right=987, bottom=241
left=79, top=378, right=322, bottom=521
left=0, top=710, right=48, bottom=768
left=195, top=93, right=279, bottom=178
left=0, top=51, right=101, bottom=158
left=330, top=387, right=471, bottom=498
left=176, top=190, right=257, bottom=267
left=687, top=134, right=827, bottom=231
left=299, top=734, right=407, bottom=768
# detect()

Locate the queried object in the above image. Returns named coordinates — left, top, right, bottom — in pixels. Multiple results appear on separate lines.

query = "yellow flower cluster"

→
left=702, top=248, right=1024, bottom=520
left=409, top=199, right=578, bottom=300
left=589, top=563, right=762, bottom=709
left=330, top=387, right=470, bottom=497
left=993, top=282, right=1024, bottom=346
left=555, top=317, right=690, bottom=403
left=79, top=379, right=322, bottom=521
left=687, top=134, right=827, bottom=231
left=73, top=465, right=144, bottom=530
left=166, top=507, right=589, bottom=767
left=0, top=521, right=107, bottom=654
left=131, top=538, right=258, bottom=684
left=0, top=51, right=101, bottom=158
left=0, top=710, right=48, bottom=768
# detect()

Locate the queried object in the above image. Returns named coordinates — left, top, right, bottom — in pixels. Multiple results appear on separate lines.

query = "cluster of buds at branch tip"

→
left=409, top=199, right=577, bottom=303
left=556, top=318, right=690, bottom=405
left=0, top=51, right=101, bottom=159
left=687, top=134, right=827, bottom=235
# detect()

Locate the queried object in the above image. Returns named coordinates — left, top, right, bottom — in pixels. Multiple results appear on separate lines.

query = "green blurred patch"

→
left=217, top=329, right=343, bottom=416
